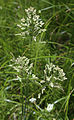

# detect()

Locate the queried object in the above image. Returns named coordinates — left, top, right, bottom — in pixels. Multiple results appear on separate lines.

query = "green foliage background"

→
left=0, top=0, right=74, bottom=120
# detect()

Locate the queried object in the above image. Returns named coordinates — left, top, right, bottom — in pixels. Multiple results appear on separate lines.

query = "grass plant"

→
left=0, top=0, right=74, bottom=120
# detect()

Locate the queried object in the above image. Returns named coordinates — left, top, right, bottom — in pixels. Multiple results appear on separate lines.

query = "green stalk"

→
left=65, top=74, right=74, bottom=120
left=34, top=42, right=40, bottom=74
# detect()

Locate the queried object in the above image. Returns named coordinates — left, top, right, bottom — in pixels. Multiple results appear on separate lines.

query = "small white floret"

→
left=29, top=98, right=36, bottom=103
left=46, top=104, right=54, bottom=112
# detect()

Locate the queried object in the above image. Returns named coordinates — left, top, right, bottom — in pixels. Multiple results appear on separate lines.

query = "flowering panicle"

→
left=9, top=56, right=33, bottom=76
left=42, top=63, right=67, bottom=90
left=36, top=63, right=67, bottom=100
left=16, top=6, right=46, bottom=41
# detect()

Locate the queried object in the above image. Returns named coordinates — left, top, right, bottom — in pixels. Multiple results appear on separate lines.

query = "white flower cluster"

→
left=37, top=63, right=67, bottom=99
left=41, top=63, right=67, bottom=90
left=10, top=56, right=33, bottom=75
left=46, top=103, right=54, bottom=112
left=16, top=6, right=46, bottom=41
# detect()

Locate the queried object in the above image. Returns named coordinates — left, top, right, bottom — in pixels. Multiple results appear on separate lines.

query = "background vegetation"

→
left=0, top=0, right=74, bottom=120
